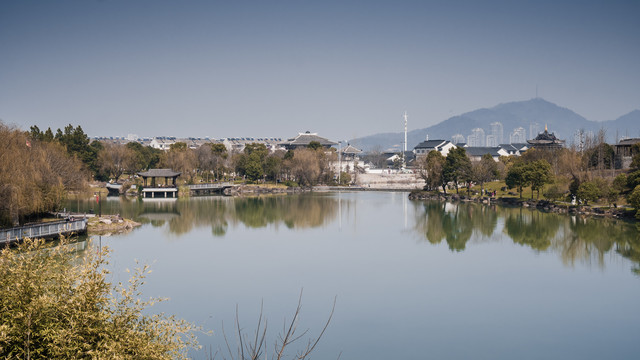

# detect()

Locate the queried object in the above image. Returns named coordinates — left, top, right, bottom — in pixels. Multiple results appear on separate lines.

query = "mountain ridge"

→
left=349, top=98, right=640, bottom=152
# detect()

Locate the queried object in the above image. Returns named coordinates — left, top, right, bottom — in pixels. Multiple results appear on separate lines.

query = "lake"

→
left=66, top=192, right=640, bottom=359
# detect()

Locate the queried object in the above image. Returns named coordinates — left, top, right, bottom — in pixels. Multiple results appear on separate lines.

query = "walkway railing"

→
left=0, top=219, right=88, bottom=246
left=187, top=182, right=234, bottom=190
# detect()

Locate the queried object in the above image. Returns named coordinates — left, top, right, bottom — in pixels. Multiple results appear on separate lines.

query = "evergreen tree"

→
left=442, top=147, right=472, bottom=194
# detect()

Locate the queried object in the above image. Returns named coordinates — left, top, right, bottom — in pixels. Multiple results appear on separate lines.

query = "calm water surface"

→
left=67, top=192, right=640, bottom=360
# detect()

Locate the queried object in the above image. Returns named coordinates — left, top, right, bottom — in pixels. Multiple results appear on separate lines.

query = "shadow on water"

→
left=413, top=200, right=640, bottom=275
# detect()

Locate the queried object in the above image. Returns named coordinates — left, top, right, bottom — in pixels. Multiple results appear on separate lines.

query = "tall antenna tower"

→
left=402, top=111, right=408, bottom=170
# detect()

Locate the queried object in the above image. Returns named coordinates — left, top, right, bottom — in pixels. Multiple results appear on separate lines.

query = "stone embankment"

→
left=355, top=172, right=425, bottom=190
left=408, top=191, right=637, bottom=220
left=87, top=215, right=141, bottom=236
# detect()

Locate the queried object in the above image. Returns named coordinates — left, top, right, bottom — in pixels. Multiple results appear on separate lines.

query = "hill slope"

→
left=350, top=98, right=639, bottom=152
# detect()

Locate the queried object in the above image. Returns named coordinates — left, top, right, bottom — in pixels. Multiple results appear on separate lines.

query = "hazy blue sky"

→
left=1, top=0, right=638, bottom=140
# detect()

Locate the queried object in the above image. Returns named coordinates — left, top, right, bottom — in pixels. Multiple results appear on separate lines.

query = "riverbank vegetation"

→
left=0, top=122, right=87, bottom=227
left=416, top=135, right=640, bottom=218
left=1, top=120, right=350, bottom=227
left=0, top=238, right=199, bottom=358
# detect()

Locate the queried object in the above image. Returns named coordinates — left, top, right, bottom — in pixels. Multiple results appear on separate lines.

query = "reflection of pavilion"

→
left=137, top=169, right=181, bottom=199
left=138, top=199, right=180, bottom=222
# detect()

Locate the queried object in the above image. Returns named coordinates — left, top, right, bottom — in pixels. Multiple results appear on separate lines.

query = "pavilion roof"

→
left=340, top=144, right=362, bottom=154
left=137, top=169, right=181, bottom=178
left=280, top=131, right=337, bottom=147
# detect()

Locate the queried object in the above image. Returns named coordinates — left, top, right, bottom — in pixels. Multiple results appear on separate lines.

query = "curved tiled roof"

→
left=280, top=131, right=337, bottom=147
left=137, top=169, right=181, bottom=177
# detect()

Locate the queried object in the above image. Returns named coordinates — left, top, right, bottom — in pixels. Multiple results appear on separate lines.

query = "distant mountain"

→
left=350, top=98, right=640, bottom=152
left=601, top=110, right=640, bottom=139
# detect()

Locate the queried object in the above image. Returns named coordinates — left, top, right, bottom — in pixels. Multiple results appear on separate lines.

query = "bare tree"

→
left=98, top=142, right=136, bottom=182
left=214, top=291, right=336, bottom=360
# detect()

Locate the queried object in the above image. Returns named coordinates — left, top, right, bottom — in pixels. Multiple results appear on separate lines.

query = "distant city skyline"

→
left=1, top=0, right=639, bottom=141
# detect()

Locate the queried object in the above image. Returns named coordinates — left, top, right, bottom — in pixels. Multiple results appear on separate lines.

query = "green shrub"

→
left=629, top=185, right=640, bottom=219
left=0, top=238, right=199, bottom=359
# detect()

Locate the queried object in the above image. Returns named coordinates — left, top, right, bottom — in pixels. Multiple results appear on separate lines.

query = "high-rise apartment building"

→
left=490, top=122, right=504, bottom=145
left=451, top=134, right=465, bottom=144
left=510, top=127, right=527, bottom=143
left=529, top=122, right=540, bottom=139
left=467, top=128, right=486, bottom=147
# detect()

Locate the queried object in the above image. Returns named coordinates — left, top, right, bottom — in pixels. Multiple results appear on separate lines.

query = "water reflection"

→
left=413, top=202, right=498, bottom=251
left=413, top=200, right=640, bottom=274
left=68, top=194, right=340, bottom=237
left=67, top=194, right=640, bottom=275
left=504, top=208, right=560, bottom=251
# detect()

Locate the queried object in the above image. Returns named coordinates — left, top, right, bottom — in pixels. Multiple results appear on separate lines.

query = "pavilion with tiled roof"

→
left=137, top=169, right=181, bottom=198
left=279, top=131, right=337, bottom=150
left=527, top=125, right=565, bottom=150
left=339, top=144, right=362, bottom=160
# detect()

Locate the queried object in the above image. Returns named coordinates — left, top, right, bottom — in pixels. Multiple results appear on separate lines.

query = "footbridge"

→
left=187, top=182, right=236, bottom=196
left=1, top=218, right=88, bottom=246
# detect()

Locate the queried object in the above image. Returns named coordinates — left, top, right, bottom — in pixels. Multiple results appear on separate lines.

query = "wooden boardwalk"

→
left=0, top=218, right=88, bottom=246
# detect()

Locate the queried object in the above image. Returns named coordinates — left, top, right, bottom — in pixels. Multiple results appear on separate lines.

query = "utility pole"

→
left=338, top=141, right=342, bottom=185
left=402, top=111, right=408, bottom=171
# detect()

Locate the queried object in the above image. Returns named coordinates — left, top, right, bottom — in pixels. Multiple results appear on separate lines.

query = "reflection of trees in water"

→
left=414, top=202, right=498, bottom=251
left=168, top=198, right=231, bottom=236
left=413, top=202, right=476, bottom=251
left=71, top=195, right=340, bottom=237
left=413, top=202, right=446, bottom=245
left=503, top=208, right=560, bottom=251
left=231, top=194, right=338, bottom=230
left=556, top=217, right=640, bottom=273
left=413, top=200, right=640, bottom=275
left=615, top=223, right=640, bottom=275
left=130, top=194, right=340, bottom=236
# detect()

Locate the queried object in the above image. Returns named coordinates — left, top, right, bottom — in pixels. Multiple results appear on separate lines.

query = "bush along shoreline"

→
left=408, top=190, right=638, bottom=221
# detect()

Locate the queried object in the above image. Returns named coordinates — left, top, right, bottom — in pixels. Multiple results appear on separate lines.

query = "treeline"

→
left=2, top=120, right=345, bottom=226
left=1, top=122, right=165, bottom=226
left=417, top=140, right=640, bottom=216
left=418, top=147, right=503, bottom=195
left=0, top=122, right=87, bottom=226
left=95, top=139, right=341, bottom=187
left=29, top=125, right=163, bottom=182
left=232, top=142, right=336, bottom=186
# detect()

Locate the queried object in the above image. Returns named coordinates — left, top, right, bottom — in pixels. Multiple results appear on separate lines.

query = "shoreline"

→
left=408, top=190, right=638, bottom=221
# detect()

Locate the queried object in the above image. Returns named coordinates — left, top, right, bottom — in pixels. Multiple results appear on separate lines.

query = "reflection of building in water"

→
left=138, top=199, right=181, bottom=227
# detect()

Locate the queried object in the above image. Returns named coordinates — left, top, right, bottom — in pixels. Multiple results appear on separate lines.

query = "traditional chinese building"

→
left=279, top=131, right=337, bottom=150
left=614, top=138, right=640, bottom=169
left=527, top=125, right=565, bottom=150
left=137, top=169, right=181, bottom=199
